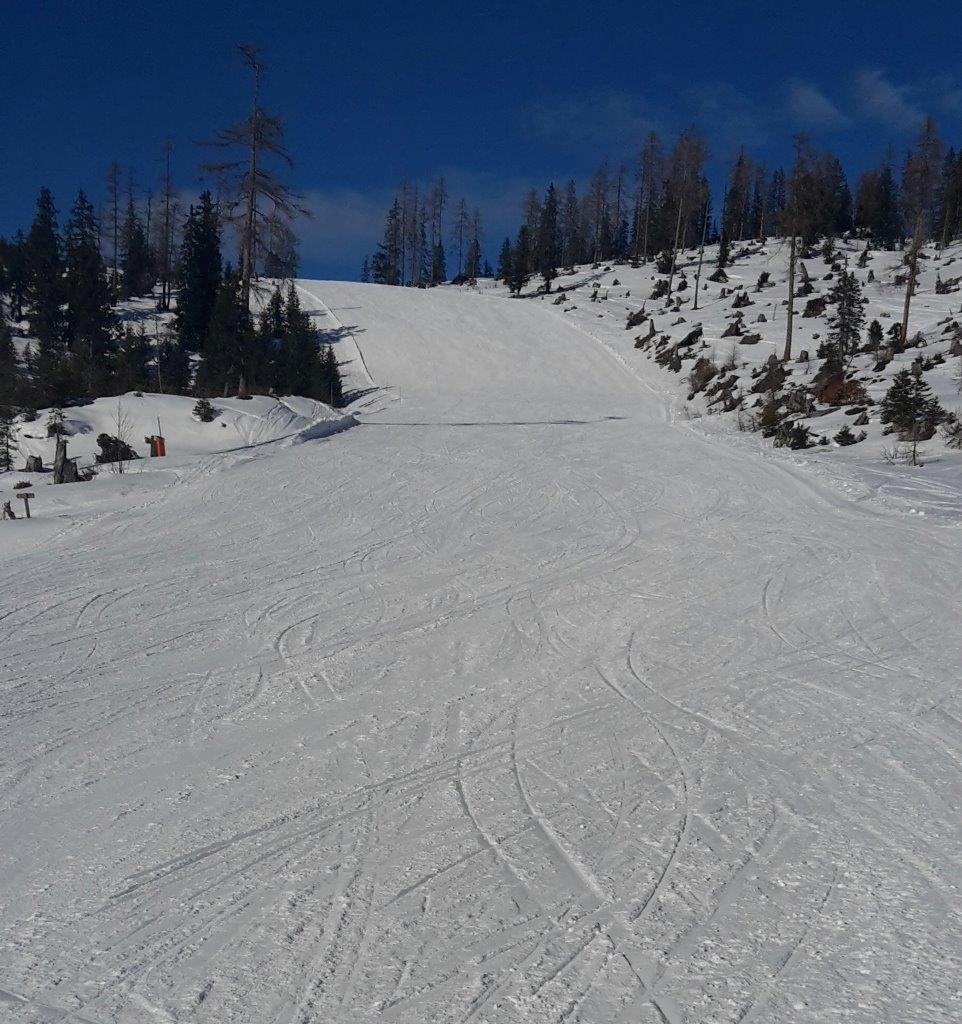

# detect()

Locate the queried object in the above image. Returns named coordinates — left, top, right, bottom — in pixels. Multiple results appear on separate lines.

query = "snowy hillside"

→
left=13, top=392, right=352, bottom=464
left=476, top=238, right=962, bottom=461
left=1, top=277, right=960, bottom=1023
left=0, top=392, right=354, bottom=558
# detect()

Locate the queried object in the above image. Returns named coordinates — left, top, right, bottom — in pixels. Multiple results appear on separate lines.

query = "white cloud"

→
left=297, top=188, right=390, bottom=271
left=684, top=81, right=770, bottom=152
left=852, top=68, right=924, bottom=133
left=522, top=90, right=661, bottom=148
left=785, top=81, right=850, bottom=129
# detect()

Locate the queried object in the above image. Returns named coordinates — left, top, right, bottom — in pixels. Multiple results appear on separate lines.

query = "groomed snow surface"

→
left=1, top=277, right=960, bottom=1023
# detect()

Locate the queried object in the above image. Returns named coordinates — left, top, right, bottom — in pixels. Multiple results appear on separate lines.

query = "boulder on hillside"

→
left=721, top=320, right=743, bottom=338
left=626, top=308, right=648, bottom=329
left=677, top=325, right=703, bottom=348
left=803, top=295, right=828, bottom=318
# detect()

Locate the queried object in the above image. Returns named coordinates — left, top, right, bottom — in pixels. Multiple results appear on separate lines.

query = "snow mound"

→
left=13, top=392, right=354, bottom=469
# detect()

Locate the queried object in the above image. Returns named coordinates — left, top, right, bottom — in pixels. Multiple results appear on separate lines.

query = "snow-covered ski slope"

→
left=1, top=280, right=960, bottom=1024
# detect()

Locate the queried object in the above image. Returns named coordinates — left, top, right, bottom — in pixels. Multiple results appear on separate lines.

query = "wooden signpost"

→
left=15, top=492, right=34, bottom=518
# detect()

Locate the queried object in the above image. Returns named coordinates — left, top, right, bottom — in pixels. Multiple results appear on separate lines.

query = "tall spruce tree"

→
left=560, top=181, right=581, bottom=268
left=429, top=241, right=446, bottom=285
left=1, top=231, right=28, bottom=320
left=825, top=270, right=865, bottom=369
left=496, top=237, right=512, bottom=281
left=120, top=194, right=153, bottom=298
left=175, top=192, right=222, bottom=350
left=24, top=187, right=64, bottom=355
left=371, top=200, right=402, bottom=285
left=63, top=190, right=114, bottom=397
left=196, top=266, right=254, bottom=395
left=508, top=226, right=531, bottom=296
left=277, top=281, right=318, bottom=395
left=0, top=406, right=15, bottom=472
left=315, top=345, right=343, bottom=407
left=880, top=368, right=945, bottom=440
left=935, top=149, right=962, bottom=248
left=0, top=319, right=22, bottom=408
left=114, top=324, right=152, bottom=393
left=535, top=184, right=560, bottom=291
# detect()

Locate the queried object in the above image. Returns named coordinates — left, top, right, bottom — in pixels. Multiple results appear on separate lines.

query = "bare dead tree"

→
left=636, top=132, right=663, bottom=264
left=157, top=139, right=176, bottom=311
left=203, top=43, right=307, bottom=310
left=782, top=136, right=807, bottom=362
left=900, top=117, right=942, bottom=347
left=427, top=176, right=447, bottom=269
left=451, top=198, right=470, bottom=277
left=106, top=161, right=122, bottom=288
left=693, top=194, right=709, bottom=311
left=666, top=129, right=708, bottom=296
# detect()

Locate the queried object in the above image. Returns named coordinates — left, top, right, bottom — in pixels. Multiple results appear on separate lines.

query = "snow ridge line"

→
left=295, top=283, right=377, bottom=391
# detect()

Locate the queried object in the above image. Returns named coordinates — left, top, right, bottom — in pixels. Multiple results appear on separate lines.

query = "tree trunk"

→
left=239, top=60, right=262, bottom=311
left=900, top=215, right=923, bottom=347
left=53, top=437, right=67, bottom=484
left=693, top=204, right=708, bottom=311
left=641, top=197, right=651, bottom=265
left=666, top=194, right=685, bottom=296
left=782, top=234, right=797, bottom=362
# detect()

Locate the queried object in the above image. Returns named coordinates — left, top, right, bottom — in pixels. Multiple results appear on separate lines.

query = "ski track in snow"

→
left=1, top=280, right=961, bottom=1024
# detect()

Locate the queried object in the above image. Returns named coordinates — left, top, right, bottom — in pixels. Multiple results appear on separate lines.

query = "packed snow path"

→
left=1, top=283, right=960, bottom=1024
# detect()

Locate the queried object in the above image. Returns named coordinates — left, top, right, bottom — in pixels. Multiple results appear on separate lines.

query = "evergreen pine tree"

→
left=765, top=169, right=787, bottom=237
left=24, top=188, right=68, bottom=404
left=114, top=324, right=152, bottom=393
left=496, top=238, right=512, bottom=281
left=360, top=256, right=370, bottom=283
left=175, top=192, right=222, bottom=351
left=716, top=234, right=730, bottom=269
left=193, top=396, right=217, bottom=421
left=876, top=165, right=902, bottom=248
left=880, top=368, right=945, bottom=437
left=560, top=181, right=581, bottom=268
left=276, top=281, right=319, bottom=396
left=120, top=195, right=154, bottom=298
left=260, top=287, right=285, bottom=340
left=371, top=200, right=402, bottom=285
left=63, top=190, right=115, bottom=396
left=508, top=226, right=531, bottom=296
left=258, top=286, right=285, bottom=389
left=535, top=184, right=560, bottom=291
left=158, top=338, right=191, bottom=393
left=24, top=187, right=64, bottom=349
left=1, top=231, right=28, bottom=320
left=825, top=270, right=865, bottom=368
left=0, top=406, right=16, bottom=472
left=315, top=345, right=343, bottom=407
left=196, top=267, right=253, bottom=395
left=429, top=241, right=446, bottom=285
left=866, top=319, right=884, bottom=352
left=0, top=319, right=22, bottom=408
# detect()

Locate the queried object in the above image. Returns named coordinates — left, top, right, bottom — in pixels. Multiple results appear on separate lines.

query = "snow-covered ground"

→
left=0, top=393, right=354, bottom=559
left=476, top=238, right=962, bottom=471
left=1, top=277, right=960, bottom=1023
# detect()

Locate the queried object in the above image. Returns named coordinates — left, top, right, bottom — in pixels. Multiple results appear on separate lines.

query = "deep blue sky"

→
left=2, top=1, right=960, bottom=279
